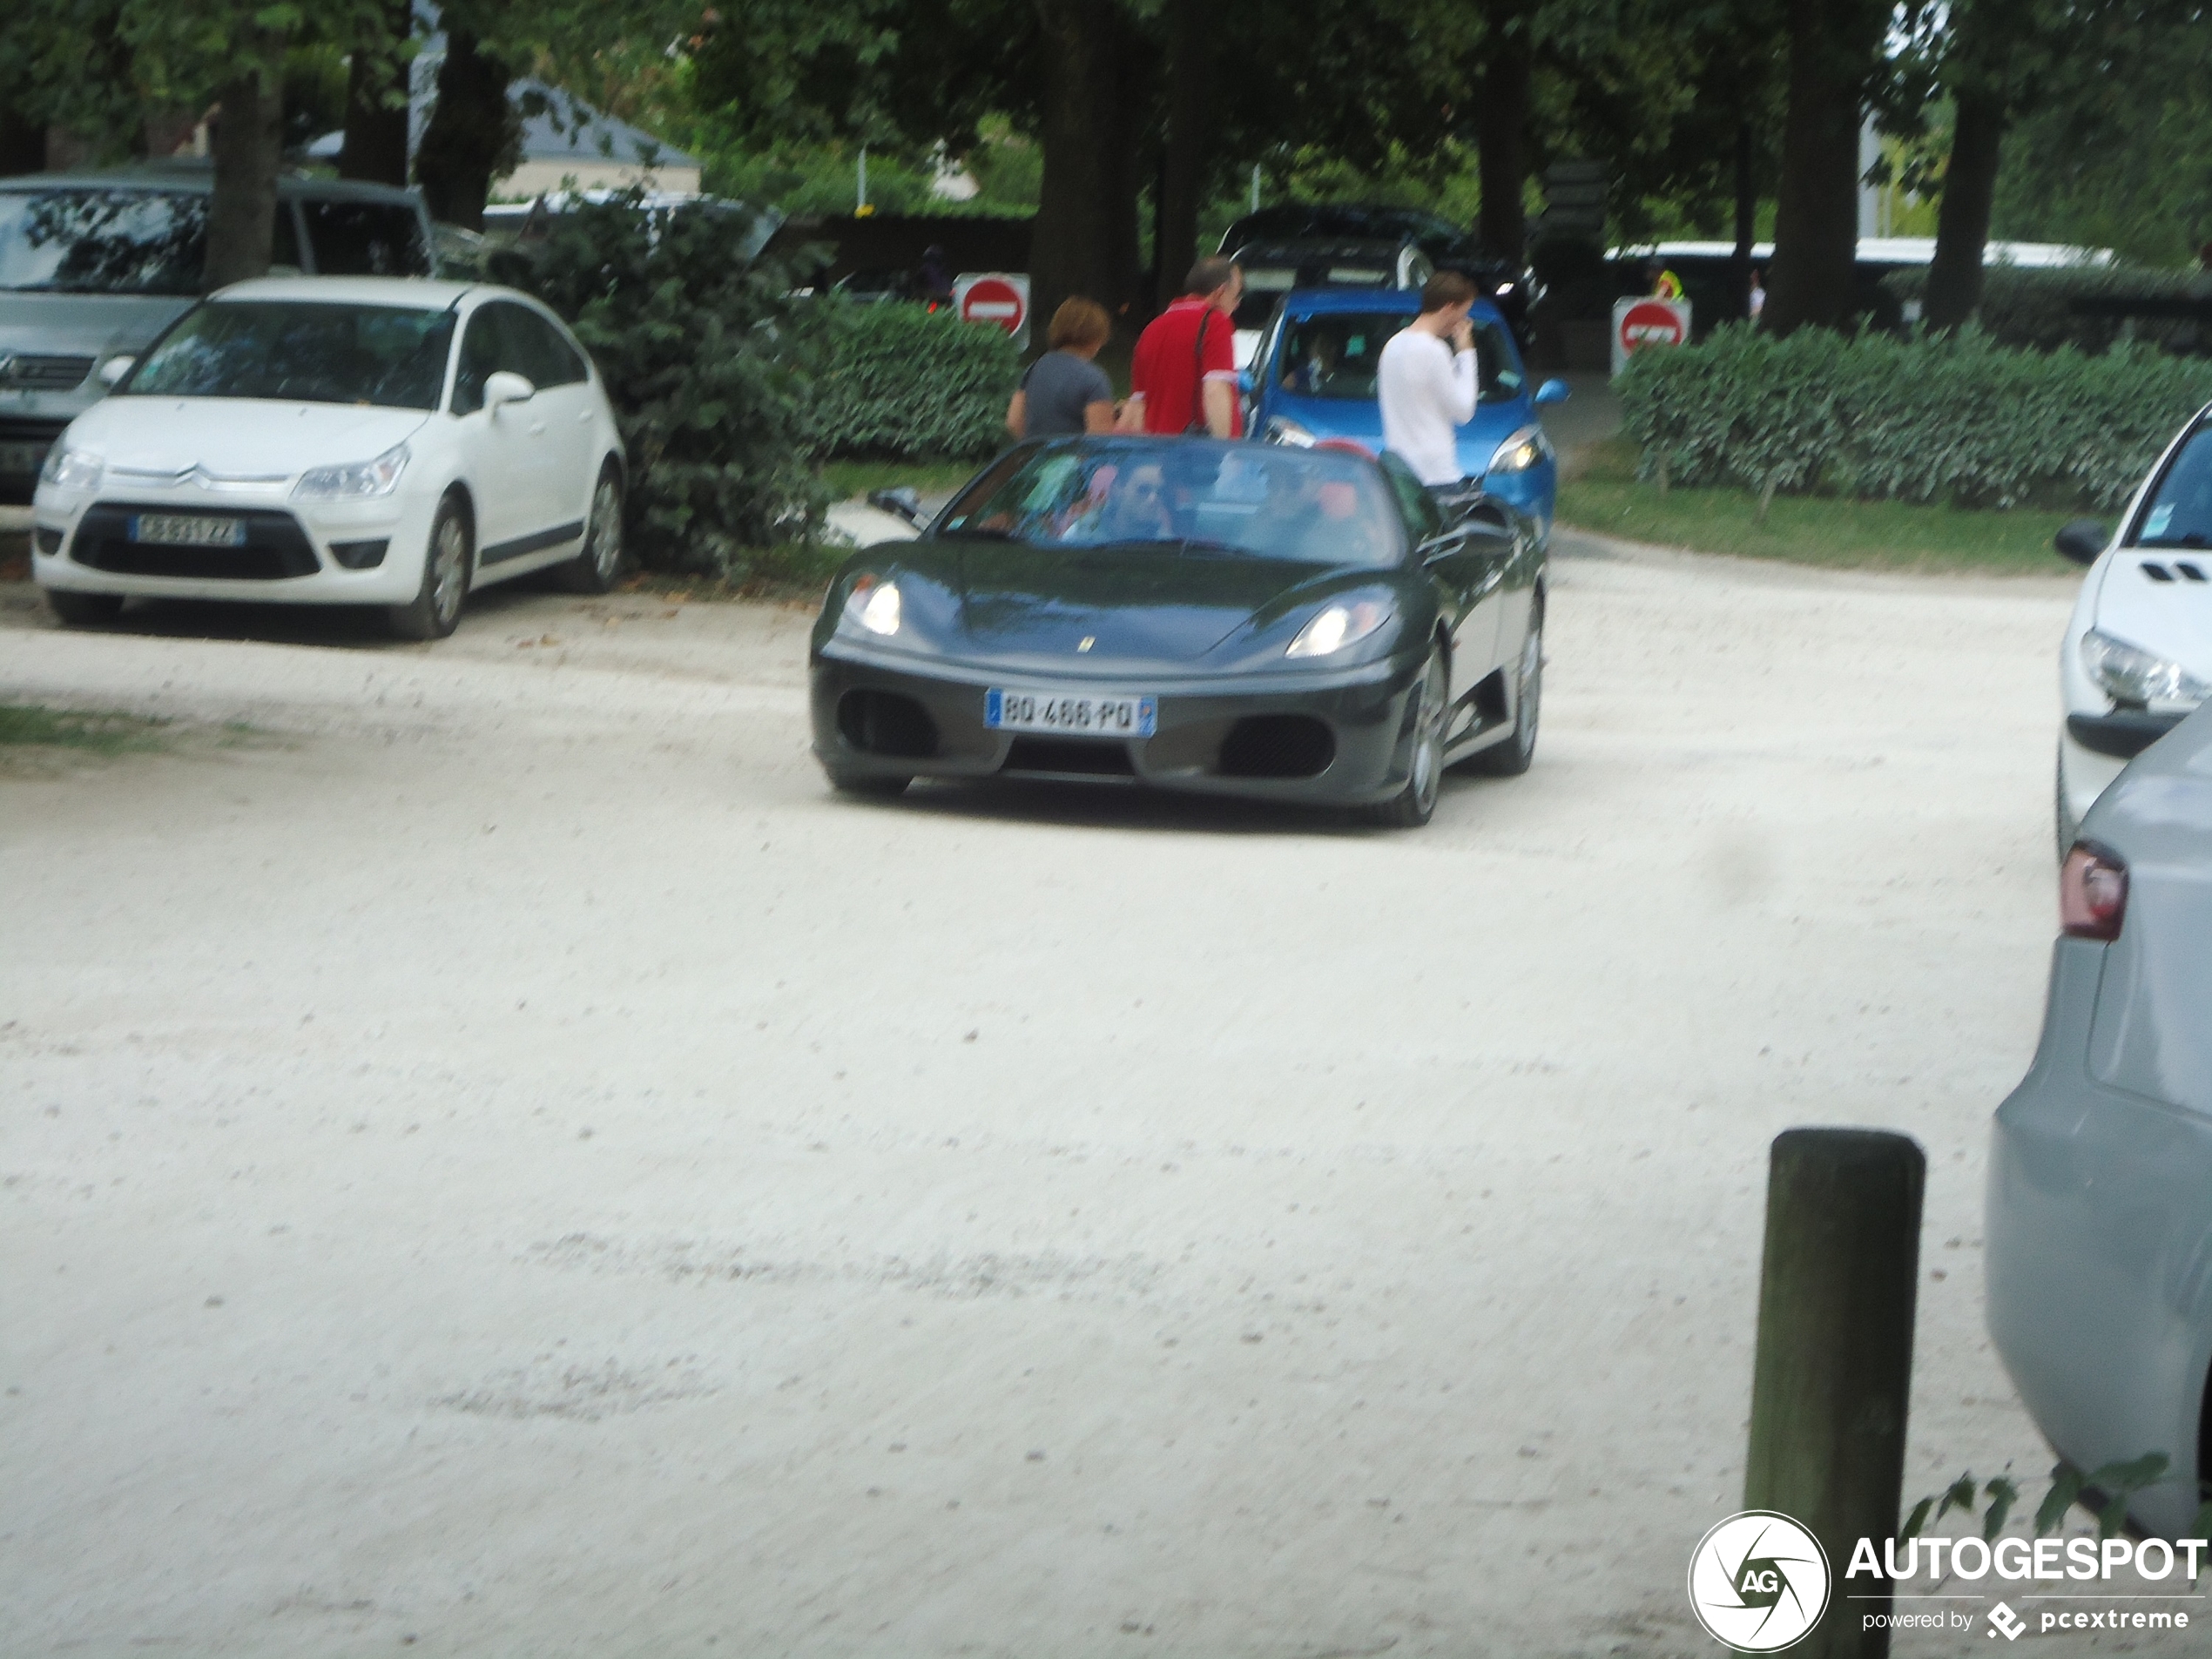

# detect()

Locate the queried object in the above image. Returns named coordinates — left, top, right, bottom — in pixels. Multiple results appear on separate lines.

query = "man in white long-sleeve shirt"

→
left=1377, top=272, right=1480, bottom=485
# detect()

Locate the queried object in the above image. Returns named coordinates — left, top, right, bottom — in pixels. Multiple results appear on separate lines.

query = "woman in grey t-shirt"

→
left=1006, top=297, right=1117, bottom=439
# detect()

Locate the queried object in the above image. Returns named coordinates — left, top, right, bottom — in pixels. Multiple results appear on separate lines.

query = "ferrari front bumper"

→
left=809, top=640, right=1429, bottom=806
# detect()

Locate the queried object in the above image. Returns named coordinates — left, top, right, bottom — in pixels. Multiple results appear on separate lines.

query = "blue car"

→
left=1244, top=288, right=1570, bottom=541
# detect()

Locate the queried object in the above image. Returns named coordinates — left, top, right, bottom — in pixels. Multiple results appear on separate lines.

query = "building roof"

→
left=304, top=53, right=696, bottom=173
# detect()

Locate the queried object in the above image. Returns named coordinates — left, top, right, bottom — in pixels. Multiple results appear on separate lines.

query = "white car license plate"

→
left=130, top=514, right=247, bottom=548
left=0, top=442, right=46, bottom=475
left=986, top=687, right=1157, bottom=738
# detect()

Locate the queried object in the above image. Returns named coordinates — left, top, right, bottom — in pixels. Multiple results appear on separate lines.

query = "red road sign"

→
left=959, top=276, right=1027, bottom=335
left=1618, top=299, right=1688, bottom=354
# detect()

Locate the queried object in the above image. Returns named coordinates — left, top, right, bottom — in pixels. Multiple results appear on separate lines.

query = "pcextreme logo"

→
left=1687, top=1510, right=1831, bottom=1652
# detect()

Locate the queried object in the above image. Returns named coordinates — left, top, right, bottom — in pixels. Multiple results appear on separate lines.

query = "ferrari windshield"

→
left=1276, top=312, right=1523, bottom=402
left=935, top=440, right=1405, bottom=567
left=124, top=300, right=456, bottom=409
left=2134, top=427, right=2212, bottom=549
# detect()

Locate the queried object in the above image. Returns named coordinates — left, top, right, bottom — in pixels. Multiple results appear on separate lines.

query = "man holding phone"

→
left=1376, top=271, right=1480, bottom=486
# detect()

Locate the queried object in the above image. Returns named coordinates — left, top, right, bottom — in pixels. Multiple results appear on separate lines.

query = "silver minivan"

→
left=0, top=165, right=436, bottom=502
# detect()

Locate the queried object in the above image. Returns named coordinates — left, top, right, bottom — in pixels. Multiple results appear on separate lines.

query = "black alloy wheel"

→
left=1363, top=644, right=1448, bottom=829
left=1472, top=604, right=1542, bottom=777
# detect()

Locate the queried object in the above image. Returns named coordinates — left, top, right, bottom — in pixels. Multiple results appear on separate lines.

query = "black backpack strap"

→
left=1190, top=309, right=1211, bottom=433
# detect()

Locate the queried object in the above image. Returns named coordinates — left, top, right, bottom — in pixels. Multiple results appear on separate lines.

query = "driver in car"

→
left=1089, top=461, right=1177, bottom=543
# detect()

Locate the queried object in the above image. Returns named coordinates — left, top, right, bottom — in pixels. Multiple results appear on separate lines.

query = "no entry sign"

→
left=954, top=273, right=1030, bottom=348
left=1610, top=296, right=1691, bottom=376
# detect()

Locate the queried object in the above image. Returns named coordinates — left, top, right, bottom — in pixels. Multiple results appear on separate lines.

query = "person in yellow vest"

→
left=1643, top=256, right=1684, bottom=300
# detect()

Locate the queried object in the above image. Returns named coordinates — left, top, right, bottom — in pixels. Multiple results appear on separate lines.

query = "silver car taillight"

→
left=2060, top=842, right=2128, bottom=941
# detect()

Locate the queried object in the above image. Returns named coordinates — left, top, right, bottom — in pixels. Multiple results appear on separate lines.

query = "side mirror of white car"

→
left=484, top=370, right=536, bottom=408
left=2054, top=519, right=2107, bottom=566
left=98, top=355, right=135, bottom=388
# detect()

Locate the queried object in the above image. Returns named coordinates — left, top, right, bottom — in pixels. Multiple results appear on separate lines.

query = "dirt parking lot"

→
left=0, top=542, right=2099, bottom=1655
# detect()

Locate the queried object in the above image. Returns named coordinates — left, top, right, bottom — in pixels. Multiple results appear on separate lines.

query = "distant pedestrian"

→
left=1006, top=298, right=1116, bottom=440
left=1377, top=270, right=1479, bottom=487
left=919, top=244, right=954, bottom=307
left=1748, top=266, right=1766, bottom=321
left=1645, top=256, right=1683, bottom=300
left=1123, top=256, right=1244, bottom=437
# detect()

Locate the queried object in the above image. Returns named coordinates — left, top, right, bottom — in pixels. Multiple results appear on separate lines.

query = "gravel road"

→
left=0, top=542, right=2094, bottom=1656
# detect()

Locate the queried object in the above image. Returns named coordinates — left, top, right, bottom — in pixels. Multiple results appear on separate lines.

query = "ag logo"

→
left=1687, top=1510, right=1831, bottom=1651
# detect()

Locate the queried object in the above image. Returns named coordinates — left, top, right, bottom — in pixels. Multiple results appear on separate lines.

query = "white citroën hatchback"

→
left=31, top=276, right=624, bottom=639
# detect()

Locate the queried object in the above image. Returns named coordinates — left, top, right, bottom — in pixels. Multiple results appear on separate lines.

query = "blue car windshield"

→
left=936, top=440, right=1406, bottom=568
left=2134, top=427, right=2212, bottom=549
left=1276, top=312, right=1522, bottom=402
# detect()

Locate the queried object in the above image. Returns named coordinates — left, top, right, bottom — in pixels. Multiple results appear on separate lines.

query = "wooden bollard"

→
left=1743, top=1129, right=1925, bottom=1658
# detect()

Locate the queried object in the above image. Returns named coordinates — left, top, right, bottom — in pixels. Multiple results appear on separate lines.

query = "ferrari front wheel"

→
left=1361, top=646, right=1447, bottom=829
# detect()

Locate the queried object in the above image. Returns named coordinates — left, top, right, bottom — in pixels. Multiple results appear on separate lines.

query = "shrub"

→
left=491, top=195, right=831, bottom=577
left=1878, top=265, right=2205, bottom=357
left=800, top=300, right=1021, bottom=461
left=1619, top=324, right=2212, bottom=511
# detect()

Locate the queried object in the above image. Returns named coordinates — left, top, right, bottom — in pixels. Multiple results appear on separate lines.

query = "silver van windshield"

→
left=0, top=189, right=208, bottom=296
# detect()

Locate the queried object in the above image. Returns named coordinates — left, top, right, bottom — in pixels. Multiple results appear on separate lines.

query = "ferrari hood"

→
left=58, top=396, right=430, bottom=482
left=949, top=541, right=1339, bottom=665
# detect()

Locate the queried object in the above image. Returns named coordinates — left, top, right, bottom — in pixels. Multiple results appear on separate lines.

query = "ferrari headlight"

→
left=294, top=442, right=409, bottom=500
left=2080, top=628, right=2209, bottom=708
left=1265, top=416, right=1317, bottom=448
left=843, top=575, right=901, bottom=637
left=1287, top=598, right=1392, bottom=659
left=39, top=445, right=103, bottom=491
left=1487, top=424, right=1554, bottom=475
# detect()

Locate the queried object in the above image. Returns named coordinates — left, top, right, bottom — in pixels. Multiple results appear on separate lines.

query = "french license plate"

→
left=130, top=514, right=247, bottom=548
left=0, top=442, right=45, bottom=475
left=986, top=687, right=1157, bottom=738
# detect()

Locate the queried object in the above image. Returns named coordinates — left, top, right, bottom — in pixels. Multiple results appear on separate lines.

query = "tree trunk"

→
left=1764, top=0, right=1884, bottom=336
left=341, top=0, right=414, bottom=188
left=1029, top=0, right=1125, bottom=336
left=1102, top=9, right=1149, bottom=319
left=0, top=108, right=44, bottom=176
left=203, top=49, right=287, bottom=290
left=143, top=107, right=202, bottom=161
left=1733, top=119, right=1757, bottom=321
left=415, top=26, right=513, bottom=230
left=1154, top=0, right=1207, bottom=309
left=1476, top=0, right=1534, bottom=262
left=1923, top=85, right=2006, bottom=332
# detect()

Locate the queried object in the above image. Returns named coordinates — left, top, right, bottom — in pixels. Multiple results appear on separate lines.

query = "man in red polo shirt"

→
left=1123, top=256, right=1244, bottom=437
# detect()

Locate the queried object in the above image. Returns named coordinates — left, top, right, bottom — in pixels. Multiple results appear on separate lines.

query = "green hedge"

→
left=801, top=301, right=1021, bottom=461
left=1878, top=265, right=2205, bottom=356
left=1618, top=324, right=2212, bottom=511
left=493, top=196, right=830, bottom=576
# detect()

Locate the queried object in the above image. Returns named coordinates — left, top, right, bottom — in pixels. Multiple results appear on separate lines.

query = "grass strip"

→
left=1556, top=438, right=2087, bottom=574
left=0, top=704, right=172, bottom=754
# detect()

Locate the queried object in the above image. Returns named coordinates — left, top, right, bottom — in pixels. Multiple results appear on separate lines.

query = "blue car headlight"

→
left=1487, top=423, right=1554, bottom=475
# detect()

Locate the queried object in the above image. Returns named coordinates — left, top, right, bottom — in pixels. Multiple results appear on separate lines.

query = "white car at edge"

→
left=31, top=275, right=624, bottom=640
left=2053, top=401, right=2212, bottom=852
